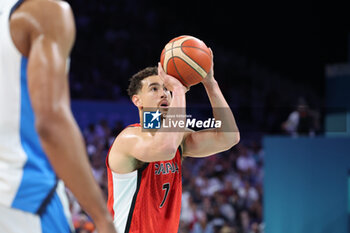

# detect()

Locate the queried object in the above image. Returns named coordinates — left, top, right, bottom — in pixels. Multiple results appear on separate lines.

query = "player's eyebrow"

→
left=148, top=82, right=161, bottom=88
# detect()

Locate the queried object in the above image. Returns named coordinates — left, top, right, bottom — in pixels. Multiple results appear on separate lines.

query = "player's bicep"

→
left=108, top=132, right=143, bottom=173
left=114, top=128, right=175, bottom=163
left=27, top=36, right=69, bottom=120
left=26, top=2, right=75, bottom=121
left=126, top=135, right=166, bottom=162
left=109, top=128, right=146, bottom=157
left=182, top=128, right=229, bottom=158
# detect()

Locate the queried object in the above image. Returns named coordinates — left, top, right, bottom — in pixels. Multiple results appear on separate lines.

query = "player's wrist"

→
left=172, top=85, right=188, bottom=94
left=202, top=77, right=217, bottom=87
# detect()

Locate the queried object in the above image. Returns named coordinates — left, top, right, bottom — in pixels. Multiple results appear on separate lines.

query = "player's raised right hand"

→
left=158, top=62, right=188, bottom=93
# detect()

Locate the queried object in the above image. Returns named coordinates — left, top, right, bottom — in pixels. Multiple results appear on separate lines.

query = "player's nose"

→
left=160, top=88, right=167, bottom=99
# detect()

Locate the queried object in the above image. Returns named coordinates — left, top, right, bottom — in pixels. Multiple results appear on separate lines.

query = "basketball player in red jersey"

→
left=106, top=53, right=240, bottom=233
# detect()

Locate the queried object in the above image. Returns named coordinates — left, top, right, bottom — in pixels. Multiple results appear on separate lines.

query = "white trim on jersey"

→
left=56, top=180, right=74, bottom=232
left=111, top=170, right=138, bottom=233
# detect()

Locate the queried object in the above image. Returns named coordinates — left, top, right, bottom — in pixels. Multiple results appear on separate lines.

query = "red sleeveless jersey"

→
left=106, top=123, right=182, bottom=233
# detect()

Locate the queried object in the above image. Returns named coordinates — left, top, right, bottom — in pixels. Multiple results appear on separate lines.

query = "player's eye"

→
left=151, top=87, right=158, bottom=92
left=163, top=87, right=168, bottom=92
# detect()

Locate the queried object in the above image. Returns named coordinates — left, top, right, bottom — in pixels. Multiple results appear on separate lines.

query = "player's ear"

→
left=132, top=95, right=142, bottom=108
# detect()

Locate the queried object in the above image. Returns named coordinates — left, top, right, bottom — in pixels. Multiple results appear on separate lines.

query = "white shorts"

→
left=0, top=181, right=73, bottom=233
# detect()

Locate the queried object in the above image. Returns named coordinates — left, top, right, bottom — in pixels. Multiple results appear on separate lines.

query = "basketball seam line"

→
left=162, top=45, right=211, bottom=57
left=180, top=39, right=210, bottom=57
left=171, top=55, right=206, bottom=80
left=171, top=41, right=189, bottom=87
left=179, top=45, right=208, bottom=78
left=174, top=44, right=207, bottom=78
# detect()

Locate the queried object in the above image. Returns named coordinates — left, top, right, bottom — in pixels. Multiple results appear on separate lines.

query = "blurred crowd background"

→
left=65, top=0, right=348, bottom=232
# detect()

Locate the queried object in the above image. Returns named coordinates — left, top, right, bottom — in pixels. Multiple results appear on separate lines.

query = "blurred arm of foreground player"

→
left=10, top=1, right=117, bottom=232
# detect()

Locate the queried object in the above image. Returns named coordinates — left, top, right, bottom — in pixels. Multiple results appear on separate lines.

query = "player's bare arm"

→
left=182, top=51, right=240, bottom=157
left=10, top=1, right=116, bottom=232
left=108, top=126, right=181, bottom=173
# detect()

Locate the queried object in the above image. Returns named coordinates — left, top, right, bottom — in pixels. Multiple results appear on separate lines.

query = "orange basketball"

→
left=160, top=35, right=212, bottom=88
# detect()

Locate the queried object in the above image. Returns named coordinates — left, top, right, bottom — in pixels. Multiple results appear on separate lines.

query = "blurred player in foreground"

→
left=0, top=0, right=117, bottom=232
left=106, top=52, right=240, bottom=232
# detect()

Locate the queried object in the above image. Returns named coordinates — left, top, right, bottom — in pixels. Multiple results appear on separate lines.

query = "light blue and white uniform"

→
left=0, top=0, right=73, bottom=232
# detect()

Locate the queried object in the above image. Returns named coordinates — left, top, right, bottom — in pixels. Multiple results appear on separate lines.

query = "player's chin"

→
left=159, top=106, right=169, bottom=114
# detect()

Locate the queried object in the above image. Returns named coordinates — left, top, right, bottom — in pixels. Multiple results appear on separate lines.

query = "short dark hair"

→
left=127, top=66, right=158, bottom=98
